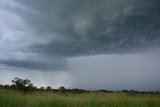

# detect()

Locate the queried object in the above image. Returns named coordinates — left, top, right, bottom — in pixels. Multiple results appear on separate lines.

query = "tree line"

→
left=0, top=77, right=159, bottom=94
left=0, top=77, right=67, bottom=93
left=0, top=77, right=89, bottom=93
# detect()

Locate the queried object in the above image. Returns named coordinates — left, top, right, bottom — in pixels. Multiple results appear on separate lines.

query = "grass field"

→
left=0, top=89, right=160, bottom=107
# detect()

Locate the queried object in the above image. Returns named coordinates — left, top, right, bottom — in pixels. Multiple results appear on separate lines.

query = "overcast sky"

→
left=0, top=0, right=160, bottom=91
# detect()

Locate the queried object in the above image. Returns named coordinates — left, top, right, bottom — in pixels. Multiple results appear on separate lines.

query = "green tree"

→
left=11, top=77, right=34, bottom=92
left=58, top=86, right=66, bottom=93
left=59, top=86, right=65, bottom=90
left=40, top=87, right=45, bottom=91
left=46, top=86, right=52, bottom=90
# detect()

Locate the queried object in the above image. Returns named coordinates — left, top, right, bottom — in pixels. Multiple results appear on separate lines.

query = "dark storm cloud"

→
left=0, top=0, right=160, bottom=70
left=0, top=59, right=65, bottom=71
left=13, top=0, right=160, bottom=57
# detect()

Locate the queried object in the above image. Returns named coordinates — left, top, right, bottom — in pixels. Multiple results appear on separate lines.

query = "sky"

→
left=0, top=0, right=160, bottom=91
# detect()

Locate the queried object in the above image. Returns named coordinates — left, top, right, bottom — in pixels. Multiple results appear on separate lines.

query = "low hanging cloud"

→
left=0, top=0, right=160, bottom=70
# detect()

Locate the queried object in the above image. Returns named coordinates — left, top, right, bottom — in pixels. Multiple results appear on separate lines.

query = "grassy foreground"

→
left=0, top=89, right=160, bottom=107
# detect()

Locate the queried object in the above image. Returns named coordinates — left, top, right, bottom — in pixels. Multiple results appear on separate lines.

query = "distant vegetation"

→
left=0, top=77, right=160, bottom=107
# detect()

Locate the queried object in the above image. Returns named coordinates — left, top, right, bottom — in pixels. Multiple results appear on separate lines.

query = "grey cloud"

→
left=0, top=59, right=66, bottom=71
left=67, top=54, right=160, bottom=91
left=13, top=0, right=160, bottom=57
left=0, top=0, right=160, bottom=70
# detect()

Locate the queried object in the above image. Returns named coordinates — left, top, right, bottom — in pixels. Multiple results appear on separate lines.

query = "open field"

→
left=0, top=89, right=160, bottom=107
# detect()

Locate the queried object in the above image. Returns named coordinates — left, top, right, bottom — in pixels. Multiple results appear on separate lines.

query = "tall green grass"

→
left=0, top=89, right=160, bottom=107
